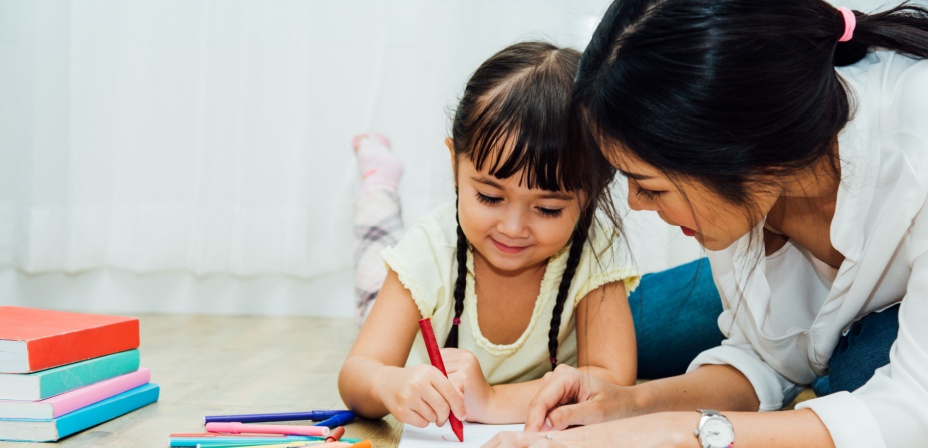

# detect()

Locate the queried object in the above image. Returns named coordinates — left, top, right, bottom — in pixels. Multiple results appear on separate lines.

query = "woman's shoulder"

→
left=842, top=51, right=928, bottom=181
left=844, top=51, right=928, bottom=134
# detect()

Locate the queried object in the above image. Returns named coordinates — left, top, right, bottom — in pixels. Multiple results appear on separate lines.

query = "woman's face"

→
left=604, top=144, right=779, bottom=251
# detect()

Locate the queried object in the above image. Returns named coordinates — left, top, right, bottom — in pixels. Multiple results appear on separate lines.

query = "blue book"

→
left=0, top=383, right=159, bottom=442
left=0, top=349, right=140, bottom=401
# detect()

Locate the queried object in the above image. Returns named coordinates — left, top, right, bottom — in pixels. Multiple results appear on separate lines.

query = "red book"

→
left=0, top=307, right=140, bottom=373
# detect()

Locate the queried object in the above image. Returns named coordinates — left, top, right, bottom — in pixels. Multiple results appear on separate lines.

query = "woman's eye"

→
left=635, top=187, right=663, bottom=201
left=475, top=192, right=502, bottom=205
left=537, top=207, right=563, bottom=218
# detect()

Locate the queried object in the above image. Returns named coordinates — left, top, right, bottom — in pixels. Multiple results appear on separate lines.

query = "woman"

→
left=485, top=0, right=928, bottom=447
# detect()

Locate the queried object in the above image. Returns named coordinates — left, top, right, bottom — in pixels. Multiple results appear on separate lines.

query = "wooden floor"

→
left=0, top=314, right=817, bottom=448
left=0, top=314, right=403, bottom=448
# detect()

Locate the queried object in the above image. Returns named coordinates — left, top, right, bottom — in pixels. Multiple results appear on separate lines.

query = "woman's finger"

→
left=524, top=368, right=583, bottom=431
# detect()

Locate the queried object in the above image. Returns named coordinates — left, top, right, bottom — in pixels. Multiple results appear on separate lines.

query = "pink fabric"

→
left=838, top=7, right=856, bottom=42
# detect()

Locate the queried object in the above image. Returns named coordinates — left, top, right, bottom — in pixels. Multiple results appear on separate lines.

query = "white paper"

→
left=399, top=422, right=525, bottom=447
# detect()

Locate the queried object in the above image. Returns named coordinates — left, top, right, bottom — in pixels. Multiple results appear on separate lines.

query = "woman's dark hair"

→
left=445, top=41, right=616, bottom=370
left=575, top=0, right=928, bottom=206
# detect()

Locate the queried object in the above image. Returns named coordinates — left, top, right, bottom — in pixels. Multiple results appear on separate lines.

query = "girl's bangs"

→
left=465, top=78, right=583, bottom=193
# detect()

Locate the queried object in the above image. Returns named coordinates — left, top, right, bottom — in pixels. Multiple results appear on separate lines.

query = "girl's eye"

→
left=475, top=192, right=502, bottom=205
left=636, top=187, right=663, bottom=201
left=537, top=207, right=563, bottom=218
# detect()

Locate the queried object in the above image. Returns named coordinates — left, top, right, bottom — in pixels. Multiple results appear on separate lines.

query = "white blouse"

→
left=690, top=50, right=928, bottom=447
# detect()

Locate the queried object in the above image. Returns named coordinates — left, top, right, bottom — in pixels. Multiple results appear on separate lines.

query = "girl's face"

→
left=449, top=139, right=583, bottom=274
left=604, top=145, right=778, bottom=251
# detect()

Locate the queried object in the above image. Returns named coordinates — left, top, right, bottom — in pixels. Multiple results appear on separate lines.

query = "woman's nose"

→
left=627, top=193, right=646, bottom=211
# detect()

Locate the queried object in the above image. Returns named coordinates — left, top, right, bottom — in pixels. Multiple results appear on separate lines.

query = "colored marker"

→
left=312, top=411, right=354, bottom=428
left=168, top=434, right=362, bottom=447
left=324, top=426, right=345, bottom=443
left=325, top=442, right=371, bottom=448
left=204, top=411, right=350, bottom=424
left=206, top=422, right=329, bottom=437
left=418, top=318, right=464, bottom=442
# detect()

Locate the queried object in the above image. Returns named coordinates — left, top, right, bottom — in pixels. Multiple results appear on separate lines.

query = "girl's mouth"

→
left=681, top=226, right=696, bottom=237
left=492, top=238, right=528, bottom=254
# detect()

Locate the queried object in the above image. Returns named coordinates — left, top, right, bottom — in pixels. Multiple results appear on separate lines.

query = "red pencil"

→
left=418, top=318, right=464, bottom=442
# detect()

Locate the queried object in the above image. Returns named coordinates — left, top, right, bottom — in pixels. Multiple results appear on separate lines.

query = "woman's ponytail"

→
left=834, top=3, right=928, bottom=66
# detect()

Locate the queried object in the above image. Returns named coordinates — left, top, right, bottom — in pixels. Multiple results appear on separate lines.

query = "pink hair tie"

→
left=550, top=357, right=558, bottom=366
left=453, top=317, right=461, bottom=326
left=837, top=7, right=856, bottom=42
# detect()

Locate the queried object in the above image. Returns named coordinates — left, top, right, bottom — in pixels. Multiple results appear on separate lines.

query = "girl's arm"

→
left=444, top=281, right=633, bottom=424
left=337, top=269, right=466, bottom=426
left=574, top=280, right=636, bottom=385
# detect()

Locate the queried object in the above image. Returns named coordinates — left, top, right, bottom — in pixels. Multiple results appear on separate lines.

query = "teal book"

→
left=0, top=383, right=159, bottom=442
left=0, top=349, right=140, bottom=401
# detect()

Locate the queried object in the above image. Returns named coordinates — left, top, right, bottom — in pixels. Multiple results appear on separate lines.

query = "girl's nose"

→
left=497, top=208, right=529, bottom=238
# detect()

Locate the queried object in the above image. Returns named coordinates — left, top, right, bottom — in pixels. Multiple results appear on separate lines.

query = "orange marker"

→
left=325, top=441, right=371, bottom=448
left=325, top=426, right=345, bottom=442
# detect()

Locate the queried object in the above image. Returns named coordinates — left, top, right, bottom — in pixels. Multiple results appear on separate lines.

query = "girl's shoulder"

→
left=399, top=201, right=459, bottom=249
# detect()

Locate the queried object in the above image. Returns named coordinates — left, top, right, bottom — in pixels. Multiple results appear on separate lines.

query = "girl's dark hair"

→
left=445, top=41, right=616, bottom=370
left=575, top=0, right=928, bottom=206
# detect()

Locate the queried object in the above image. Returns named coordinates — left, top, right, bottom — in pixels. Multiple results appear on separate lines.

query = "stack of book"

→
left=0, top=306, right=160, bottom=442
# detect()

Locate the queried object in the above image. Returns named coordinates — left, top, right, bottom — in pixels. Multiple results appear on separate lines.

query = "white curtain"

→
left=0, top=0, right=708, bottom=315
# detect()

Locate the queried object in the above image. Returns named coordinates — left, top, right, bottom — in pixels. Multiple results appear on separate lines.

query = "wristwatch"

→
left=695, top=409, right=734, bottom=448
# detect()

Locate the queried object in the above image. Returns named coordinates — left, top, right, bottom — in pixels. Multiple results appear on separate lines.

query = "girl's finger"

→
left=398, top=405, right=431, bottom=428
left=431, top=373, right=468, bottom=421
left=418, top=383, right=452, bottom=426
left=409, top=394, right=440, bottom=425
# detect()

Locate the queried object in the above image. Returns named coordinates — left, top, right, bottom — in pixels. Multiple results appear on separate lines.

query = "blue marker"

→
left=312, top=411, right=356, bottom=428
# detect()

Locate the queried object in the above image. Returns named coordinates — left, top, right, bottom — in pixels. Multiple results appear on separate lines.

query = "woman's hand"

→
left=442, top=347, right=495, bottom=423
left=525, top=364, right=636, bottom=431
left=485, top=412, right=698, bottom=448
left=377, top=364, right=467, bottom=428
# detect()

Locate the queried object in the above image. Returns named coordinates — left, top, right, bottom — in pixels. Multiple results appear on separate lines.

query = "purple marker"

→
left=204, top=410, right=350, bottom=424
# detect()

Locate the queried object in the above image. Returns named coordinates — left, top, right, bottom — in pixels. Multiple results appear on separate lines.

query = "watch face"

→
left=702, top=416, right=734, bottom=447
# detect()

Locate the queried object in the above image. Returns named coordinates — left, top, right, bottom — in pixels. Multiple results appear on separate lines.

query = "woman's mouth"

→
left=681, top=226, right=696, bottom=237
left=491, top=238, right=528, bottom=254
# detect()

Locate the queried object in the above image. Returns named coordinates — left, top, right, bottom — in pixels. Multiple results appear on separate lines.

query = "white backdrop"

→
left=10, top=0, right=849, bottom=316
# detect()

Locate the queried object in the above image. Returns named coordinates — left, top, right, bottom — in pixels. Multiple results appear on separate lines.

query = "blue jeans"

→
left=630, top=258, right=725, bottom=379
left=812, top=302, right=900, bottom=396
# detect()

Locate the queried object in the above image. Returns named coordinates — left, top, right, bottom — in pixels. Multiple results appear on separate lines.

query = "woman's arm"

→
left=485, top=364, right=834, bottom=448
left=522, top=364, right=758, bottom=431
left=485, top=408, right=834, bottom=448
left=338, top=269, right=466, bottom=426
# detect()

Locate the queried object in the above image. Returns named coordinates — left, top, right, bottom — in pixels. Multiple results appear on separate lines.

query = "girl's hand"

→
left=525, top=364, right=635, bottom=431
left=442, top=348, right=495, bottom=422
left=485, top=412, right=698, bottom=448
left=378, top=364, right=467, bottom=428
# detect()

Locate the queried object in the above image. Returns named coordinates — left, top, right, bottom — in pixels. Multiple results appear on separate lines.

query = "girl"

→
left=488, top=1, right=928, bottom=447
left=338, top=41, right=640, bottom=426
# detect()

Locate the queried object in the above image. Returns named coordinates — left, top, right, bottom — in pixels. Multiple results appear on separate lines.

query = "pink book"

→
left=0, top=368, right=150, bottom=420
